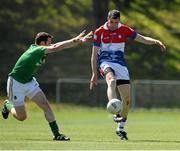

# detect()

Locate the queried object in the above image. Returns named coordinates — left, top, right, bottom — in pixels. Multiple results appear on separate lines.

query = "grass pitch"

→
left=0, top=102, right=180, bottom=150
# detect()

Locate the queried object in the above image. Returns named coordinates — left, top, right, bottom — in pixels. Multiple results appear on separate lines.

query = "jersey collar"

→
left=103, top=22, right=121, bottom=30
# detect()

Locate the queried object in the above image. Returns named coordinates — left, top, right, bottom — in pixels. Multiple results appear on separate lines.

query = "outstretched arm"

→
left=135, top=34, right=166, bottom=52
left=45, top=31, right=93, bottom=54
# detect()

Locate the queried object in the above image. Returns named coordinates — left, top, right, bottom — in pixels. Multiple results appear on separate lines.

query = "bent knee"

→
left=17, top=115, right=27, bottom=121
left=108, top=77, right=116, bottom=87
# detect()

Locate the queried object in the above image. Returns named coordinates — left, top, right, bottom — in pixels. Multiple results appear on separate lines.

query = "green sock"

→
left=49, top=121, right=60, bottom=137
left=5, top=100, right=13, bottom=112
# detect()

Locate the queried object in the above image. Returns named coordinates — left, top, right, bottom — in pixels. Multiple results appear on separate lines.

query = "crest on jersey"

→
left=40, top=54, right=47, bottom=64
left=36, top=55, right=48, bottom=66
left=118, top=34, right=122, bottom=38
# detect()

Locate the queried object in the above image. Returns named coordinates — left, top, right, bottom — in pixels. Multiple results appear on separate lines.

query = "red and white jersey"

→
left=93, top=22, right=137, bottom=67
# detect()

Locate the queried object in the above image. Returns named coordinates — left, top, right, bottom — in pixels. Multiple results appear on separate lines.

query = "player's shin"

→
left=49, top=120, right=60, bottom=137
left=120, top=99, right=130, bottom=118
left=107, top=79, right=117, bottom=100
left=5, top=100, right=13, bottom=112
left=2, top=100, right=13, bottom=119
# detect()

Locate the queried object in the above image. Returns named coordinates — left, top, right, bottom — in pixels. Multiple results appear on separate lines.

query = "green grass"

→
left=1, top=102, right=180, bottom=150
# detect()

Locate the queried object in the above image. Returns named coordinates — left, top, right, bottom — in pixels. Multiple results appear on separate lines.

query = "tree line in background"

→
left=0, top=0, right=179, bottom=86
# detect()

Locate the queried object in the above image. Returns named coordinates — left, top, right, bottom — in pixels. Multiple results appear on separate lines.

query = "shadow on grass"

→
left=25, top=138, right=117, bottom=143
left=129, top=139, right=180, bottom=143
left=24, top=138, right=180, bottom=144
left=24, top=138, right=52, bottom=142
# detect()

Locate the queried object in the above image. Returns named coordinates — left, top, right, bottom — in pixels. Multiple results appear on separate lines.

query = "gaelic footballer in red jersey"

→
left=90, top=9, right=166, bottom=140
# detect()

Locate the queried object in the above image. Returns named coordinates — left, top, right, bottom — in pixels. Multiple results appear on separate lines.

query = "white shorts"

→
left=99, top=62, right=130, bottom=80
left=7, top=77, right=42, bottom=106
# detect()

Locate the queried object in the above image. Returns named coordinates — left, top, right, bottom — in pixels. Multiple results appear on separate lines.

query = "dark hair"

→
left=108, top=10, right=120, bottom=19
left=35, top=32, right=53, bottom=44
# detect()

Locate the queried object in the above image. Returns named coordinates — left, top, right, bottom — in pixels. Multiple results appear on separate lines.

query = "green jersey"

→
left=9, top=44, right=47, bottom=83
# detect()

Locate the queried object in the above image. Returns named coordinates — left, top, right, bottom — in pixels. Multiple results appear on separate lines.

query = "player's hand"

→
left=75, top=30, right=86, bottom=40
left=90, top=74, right=98, bottom=90
left=73, top=30, right=93, bottom=43
left=81, top=31, right=93, bottom=42
left=155, top=40, right=166, bottom=52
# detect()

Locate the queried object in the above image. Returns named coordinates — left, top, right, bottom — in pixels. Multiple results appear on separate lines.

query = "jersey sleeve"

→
left=37, top=46, right=47, bottom=56
left=124, top=25, right=137, bottom=40
left=39, top=46, right=47, bottom=52
left=93, top=29, right=102, bottom=47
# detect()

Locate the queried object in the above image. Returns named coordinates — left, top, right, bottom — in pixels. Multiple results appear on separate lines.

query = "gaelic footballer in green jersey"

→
left=2, top=31, right=93, bottom=141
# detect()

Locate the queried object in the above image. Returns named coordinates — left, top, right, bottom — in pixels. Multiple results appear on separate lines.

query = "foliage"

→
left=0, top=0, right=179, bottom=83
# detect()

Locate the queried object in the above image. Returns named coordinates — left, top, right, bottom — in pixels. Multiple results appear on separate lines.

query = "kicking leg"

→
left=105, top=70, right=117, bottom=100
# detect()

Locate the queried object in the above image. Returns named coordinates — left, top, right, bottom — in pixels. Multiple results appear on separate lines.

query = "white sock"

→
left=117, top=118, right=126, bottom=132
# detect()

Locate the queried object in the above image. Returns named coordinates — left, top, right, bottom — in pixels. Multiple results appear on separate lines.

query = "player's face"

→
left=107, top=18, right=120, bottom=31
left=45, top=37, right=52, bottom=46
